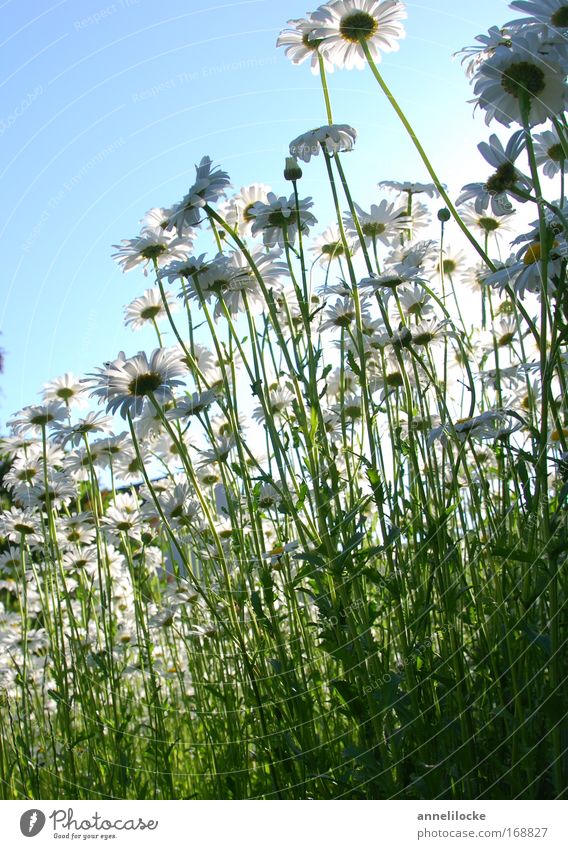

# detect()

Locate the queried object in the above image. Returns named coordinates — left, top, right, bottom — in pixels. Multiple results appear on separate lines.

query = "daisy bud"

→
left=284, top=156, right=303, bottom=182
left=437, top=208, right=451, bottom=222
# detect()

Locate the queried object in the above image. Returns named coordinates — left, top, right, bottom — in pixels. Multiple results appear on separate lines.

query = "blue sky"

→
left=0, top=0, right=513, bottom=427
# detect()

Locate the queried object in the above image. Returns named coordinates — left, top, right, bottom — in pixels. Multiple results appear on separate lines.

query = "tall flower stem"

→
left=358, top=38, right=494, bottom=270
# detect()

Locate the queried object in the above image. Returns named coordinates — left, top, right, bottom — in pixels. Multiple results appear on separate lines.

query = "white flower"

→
left=344, top=199, right=408, bottom=247
left=395, top=283, right=434, bottom=320
left=481, top=242, right=563, bottom=298
left=167, top=390, right=218, bottom=420
left=8, top=402, right=67, bottom=435
left=455, top=25, right=516, bottom=78
left=321, top=296, right=363, bottom=331
left=378, top=179, right=440, bottom=197
left=112, top=208, right=193, bottom=275
left=311, top=225, right=351, bottom=265
left=50, top=411, right=114, bottom=447
left=167, top=157, right=231, bottom=234
left=252, top=385, right=295, bottom=424
left=533, top=126, right=567, bottom=177
left=508, top=0, right=568, bottom=33
left=456, top=131, right=530, bottom=215
left=276, top=16, right=334, bottom=74
left=181, top=249, right=286, bottom=320
left=458, top=202, right=515, bottom=236
left=0, top=507, right=43, bottom=545
left=427, top=410, right=523, bottom=446
left=249, top=192, right=317, bottom=248
left=472, top=31, right=568, bottom=127
left=310, top=0, right=407, bottom=70
left=86, top=348, right=187, bottom=419
left=124, top=287, right=177, bottom=330
left=219, top=183, right=271, bottom=236
left=42, top=373, right=87, bottom=408
left=289, top=124, right=357, bottom=162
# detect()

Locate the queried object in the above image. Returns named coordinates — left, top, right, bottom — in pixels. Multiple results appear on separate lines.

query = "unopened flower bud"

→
left=284, top=156, right=303, bottom=182
left=437, top=207, right=451, bottom=222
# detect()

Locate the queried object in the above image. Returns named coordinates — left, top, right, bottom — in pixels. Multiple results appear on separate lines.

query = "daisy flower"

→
left=42, top=373, right=87, bottom=408
left=458, top=202, right=515, bottom=236
left=166, top=389, right=218, bottom=420
left=410, top=318, right=458, bottom=348
left=167, top=157, right=231, bottom=235
left=378, top=179, right=440, bottom=197
left=289, top=124, right=357, bottom=162
left=124, top=287, right=178, bottom=330
left=8, top=402, right=67, bottom=435
left=0, top=506, right=43, bottom=545
left=276, top=16, right=334, bottom=74
left=50, top=411, right=114, bottom=447
left=321, top=296, right=362, bottom=331
left=472, top=31, right=568, bottom=127
left=436, top=247, right=467, bottom=279
left=454, top=25, right=516, bottom=79
left=219, top=183, right=271, bottom=236
left=86, top=348, right=187, bottom=419
left=311, top=225, right=351, bottom=265
left=112, top=208, right=193, bottom=275
left=310, top=0, right=407, bottom=71
left=252, top=385, right=295, bottom=424
left=344, top=199, right=408, bottom=247
left=533, top=127, right=567, bottom=177
left=427, top=409, right=523, bottom=446
left=249, top=192, right=317, bottom=248
left=481, top=242, right=563, bottom=298
left=395, top=283, right=434, bottom=320
left=508, top=0, right=568, bottom=33
left=101, top=493, right=143, bottom=539
left=456, top=131, right=530, bottom=215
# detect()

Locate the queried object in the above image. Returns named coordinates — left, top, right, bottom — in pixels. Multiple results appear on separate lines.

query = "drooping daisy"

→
left=289, top=124, right=357, bottom=162
left=533, top=127, right=567, bottom=177
left=124, top=287, right=178, bottom=331
left=276, top=16, right=334, bottom=74
left=472, top=31, right=568, bottom=127
left=310, top=0, right=407, bottom=70
left=249, top=192, right=317, bottom=248
left=112, top=208, right=193, bottom=275
left=427, top=409, right=523, bottom=446
left=378, top=179, right=440, bottom=197
left=454, top=25, right=516, bottom=79
left=167, top=157, right=231, bottom=235
left=86, top=348, right=187, bottom=419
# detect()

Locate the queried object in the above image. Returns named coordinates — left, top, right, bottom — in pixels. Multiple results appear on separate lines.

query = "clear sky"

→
left=0, top=0, right=514, bottom=427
